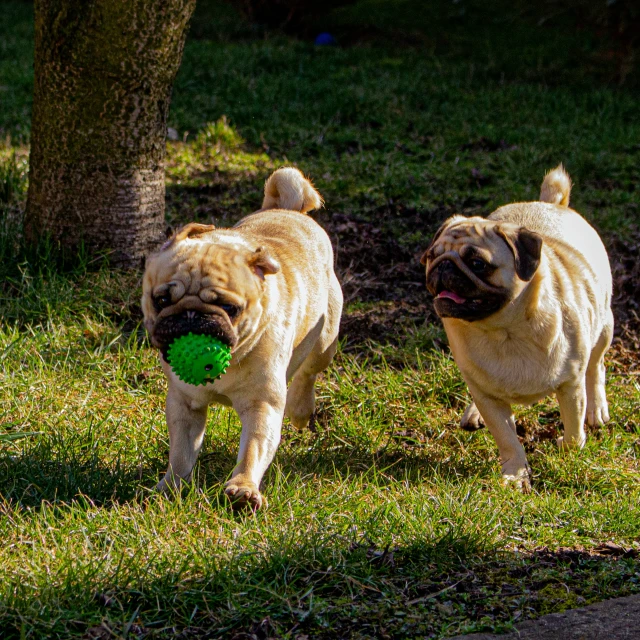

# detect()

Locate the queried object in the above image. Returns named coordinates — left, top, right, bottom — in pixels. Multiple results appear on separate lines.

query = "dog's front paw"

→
left=557, top=434, right=586, bottom=451
left=460, top=402, right=485, bottom=431
left=224, top=477, right=265, bottom=511
left=500, top=465, right=532, bottom=493
left=586, top=400, right=610, bottom=427
left=155, top=473, right=189, bottom=495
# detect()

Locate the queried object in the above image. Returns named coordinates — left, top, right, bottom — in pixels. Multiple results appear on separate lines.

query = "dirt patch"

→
left=609, top=228, right=640, bottom=352
left=339, top=301, right=432, bottom=350
left=320, top=212, right=640, bottom=359
left=321, top=212, right=438, bottom=348
left=323, top=212, right=428, bottom=306
left=448, top=592, right=640, bottom=640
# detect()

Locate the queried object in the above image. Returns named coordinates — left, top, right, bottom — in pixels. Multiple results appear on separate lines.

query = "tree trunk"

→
left=25, top=0, right=196, bottom=267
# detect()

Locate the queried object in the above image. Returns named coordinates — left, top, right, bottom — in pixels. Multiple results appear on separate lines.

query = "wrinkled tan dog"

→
left=422, top=166, right=613, bottom=490
left=142, top=168, right=343, bottom=509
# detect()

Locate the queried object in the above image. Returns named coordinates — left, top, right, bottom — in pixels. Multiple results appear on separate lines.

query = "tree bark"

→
left=25, top=0, right=196, bottom=267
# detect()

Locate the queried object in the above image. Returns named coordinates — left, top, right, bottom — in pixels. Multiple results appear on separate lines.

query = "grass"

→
left=1, top=1, right=640, bottom=637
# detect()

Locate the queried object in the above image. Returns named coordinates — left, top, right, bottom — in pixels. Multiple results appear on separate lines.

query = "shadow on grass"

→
left=1, top=529, right=638, bottom=639
left=0, top=453, right=145, bottom=508
left=0, top=422, right=488, bottom=511
left=271, top=438, right=494, bottom=487
left=0, top=420, right=168, bottom=508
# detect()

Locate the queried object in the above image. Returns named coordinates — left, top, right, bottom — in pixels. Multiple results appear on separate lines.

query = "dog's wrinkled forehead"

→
left=146, top=235, right=258, bottom=298
left=430, top=217, right=504, bottom=258
left=438, top=222, right=483, bottom=250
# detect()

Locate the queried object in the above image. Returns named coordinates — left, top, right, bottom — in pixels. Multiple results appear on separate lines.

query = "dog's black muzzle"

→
left=152, top=310, right=238, bottom=359
left=427, top=259, right=508, bottom=321
left=427, top=259, right=478, bottom=299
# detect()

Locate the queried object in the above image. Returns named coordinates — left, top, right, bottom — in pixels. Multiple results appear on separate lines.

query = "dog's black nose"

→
left=436, top=259, right=475, bottom=296
left=434, top=259, right=456, bottom=287
left=152, top=309, right=238, bottom=354
left=438, top=259, right=456, bottom=275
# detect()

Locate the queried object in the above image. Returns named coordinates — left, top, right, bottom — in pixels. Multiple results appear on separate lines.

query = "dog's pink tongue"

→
left=437, top=290, right=466, bottom=304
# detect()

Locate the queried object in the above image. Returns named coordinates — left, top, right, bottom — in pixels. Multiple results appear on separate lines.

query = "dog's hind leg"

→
left=286, top=281, right=342, bottom=430
left=286, top=333, right=338, bottom=430
left=556, top=379, right=587, bottom=450
left=460, top=402, right=485, bottom=431
left=586, top=310, right=613, bottom=427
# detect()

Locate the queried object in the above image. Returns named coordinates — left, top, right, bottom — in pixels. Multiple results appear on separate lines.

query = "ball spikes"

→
left=167, top=333, right=232, bottom=386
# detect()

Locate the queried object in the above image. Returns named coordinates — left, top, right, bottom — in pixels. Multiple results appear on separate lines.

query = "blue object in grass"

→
left=315, top=32, right=337, bottom=46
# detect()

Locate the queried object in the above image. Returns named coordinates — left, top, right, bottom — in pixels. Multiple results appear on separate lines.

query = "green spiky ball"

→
left=167, top=333, right=231, bottom=386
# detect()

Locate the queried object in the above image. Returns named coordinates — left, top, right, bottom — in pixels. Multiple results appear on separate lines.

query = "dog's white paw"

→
left=557, top=434, right=586, bottom=451
left=586, top=401, right=610, bottom=427
left=155, top=474, right=189, bottom=495
left=500, top=463, right=532, bottom=493
left=460, top=402, right=485, bottom=431
left=224, top=478, right=265, bottom=512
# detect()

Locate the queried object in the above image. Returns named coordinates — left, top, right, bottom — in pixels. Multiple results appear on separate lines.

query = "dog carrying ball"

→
left=167, top=333, right=231, bottom=386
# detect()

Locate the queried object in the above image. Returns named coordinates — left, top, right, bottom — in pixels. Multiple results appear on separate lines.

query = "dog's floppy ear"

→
left=173, top=223, right=216, bottom=242
left=249, top=246, right=280, bottom=280
left=162, top=223, right=216, bottom=250
left=495, top=225, right=542, bottom=281
left=420, top=215, right=466, bottom=265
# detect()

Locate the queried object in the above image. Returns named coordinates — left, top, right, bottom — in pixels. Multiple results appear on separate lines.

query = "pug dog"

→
left=422, top=166, right=613, bottom=490
left=142, top=168, right=343, bottom=509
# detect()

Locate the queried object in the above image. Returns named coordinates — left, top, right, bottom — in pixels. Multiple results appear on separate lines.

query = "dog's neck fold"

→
left=452, top=253, right=563, bottom=350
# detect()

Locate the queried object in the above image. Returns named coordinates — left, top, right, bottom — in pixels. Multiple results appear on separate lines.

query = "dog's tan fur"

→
left=142, top=168, right=343, bottom=509
left=423, top=166, right=613, bottom=490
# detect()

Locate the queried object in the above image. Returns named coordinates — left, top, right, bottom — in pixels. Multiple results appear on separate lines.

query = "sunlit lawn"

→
left=1, top=1, right=639, bottom=637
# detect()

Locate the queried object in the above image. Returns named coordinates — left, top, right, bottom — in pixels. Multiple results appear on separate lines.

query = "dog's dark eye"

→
left=468, top=258, right=488, bottom=273
left=153, top=294, right=172, bottom=311
left=218, top=303, right=240, bottom=319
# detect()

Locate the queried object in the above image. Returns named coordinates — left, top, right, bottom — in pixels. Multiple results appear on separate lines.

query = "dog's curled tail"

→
left=262, top=167, right=323, bottom=214
left=540, top=164, right=571, bottom=207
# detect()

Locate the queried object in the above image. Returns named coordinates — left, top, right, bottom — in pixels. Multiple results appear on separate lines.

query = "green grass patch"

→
left=1, top=1, right=640, bottom=637
left=1, top=264, right=639, bottom=638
